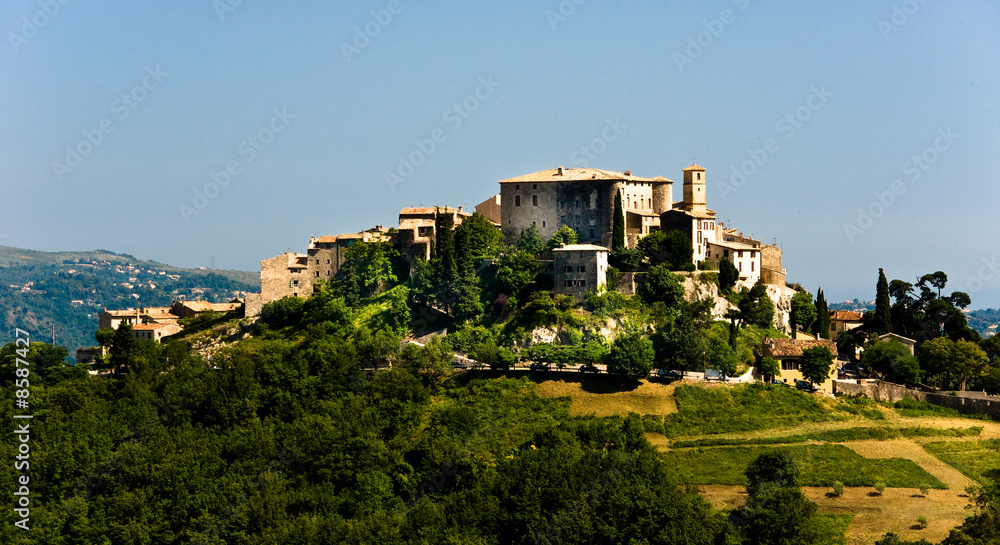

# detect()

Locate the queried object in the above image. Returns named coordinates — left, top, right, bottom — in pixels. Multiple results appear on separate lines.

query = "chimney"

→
left=557, top=166, right=564, bottom=176
left=458, top=206, right=463, bottom=213
left=624, top=170, right=631, bottom=176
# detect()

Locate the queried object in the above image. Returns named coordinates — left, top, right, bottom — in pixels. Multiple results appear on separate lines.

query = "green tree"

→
left=799, top=345, right=834, bottom=388
left=874, top=268, right=893, bottom=335
left=862, top=339, right=921, bottom=385
left=435, top=208, right=457, bottom=280
left=109, top=323, right=137, bottom=374
left=495, top=248, right=539, bottom=303
left=638, top=229, right=693, bottom=269
left=605, top=332, right=655, bottom=378
left=920, top=337, right=989, bottom=391
left=447, top=266, right=484, bottom=323
left=637, top=265, right=685, bottom=308
left=339, top=240, right=400, bottom=301
left=813, top=287, right=831, bottom=339
left=399, top=335, right=453, bottom=391
left=718, top=258, right=739, bottom=293
left=516, top=225, right=545, bottom=255
left=95, top=327, right=115, bottom=347
left=790, top=290, right=817, bottom=333
left=761, top=356, right=780, bottom=383
left=545, top=224, right=579, bottom=250
left=612, top=190, right=625, bottom=252
left=454, top=211, right=503, bottom=267
left=740, top=452, right=818, bottom=545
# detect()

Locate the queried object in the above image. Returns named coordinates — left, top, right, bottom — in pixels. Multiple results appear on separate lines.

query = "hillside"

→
left=0, top=245, right=258, bottom=358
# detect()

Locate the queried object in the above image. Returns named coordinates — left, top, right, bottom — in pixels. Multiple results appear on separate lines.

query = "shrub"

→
left=832, top=481, right=844, bottom=497
left=919, top=484, right=930, bottom=497
left=874, top=480, right=886, bottom=495
left=917, top=515, right=928, bottom=529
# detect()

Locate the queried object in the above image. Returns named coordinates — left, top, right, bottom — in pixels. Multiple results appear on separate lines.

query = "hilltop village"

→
left=94, top=164, right=855, bottom=392
left=252, top=165, right=787, bottom=313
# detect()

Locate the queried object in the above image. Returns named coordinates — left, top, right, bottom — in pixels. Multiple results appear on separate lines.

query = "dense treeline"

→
left=1, top=285, right=738, bottom=544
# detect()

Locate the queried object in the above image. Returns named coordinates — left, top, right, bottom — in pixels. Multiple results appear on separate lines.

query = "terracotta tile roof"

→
left=498, top=168, right=669, bottom=184
left=711, top=240, right=759, bottom=251
left=682, top=164, right=705, bottom=171
left=316, top=236, right=338, bottom=243
left=830, top=311, right=864, bottom=322
left=399, top=218, right=435, bottom=230
left=764, top=338, right=838, bottom=358
left=664, top=206, right=717, bottom=219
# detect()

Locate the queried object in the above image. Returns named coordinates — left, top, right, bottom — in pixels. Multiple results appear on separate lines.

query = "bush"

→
left=832, top=481, right=844, bottom=497
left=875, top=480, right=887, bottom=495
left=919, top=484, right=930, bottom=497
left=917, top=515, right=928, bottom=529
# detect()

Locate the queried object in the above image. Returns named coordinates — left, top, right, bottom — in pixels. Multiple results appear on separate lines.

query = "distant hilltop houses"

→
left=246, top=164, right=786, bottom=315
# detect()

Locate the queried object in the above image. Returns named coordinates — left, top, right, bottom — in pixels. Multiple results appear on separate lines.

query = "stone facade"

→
left=475, top=194, right=502, bottom=225
left=498, top=167, right=673, bottom=247
left=837, top=380, right=1000, bottom=418
left=552, top=244, right=609, bottom=301
left=132, top=322, right=182, bottom=342
left=830, top=310, right=864, bottom=340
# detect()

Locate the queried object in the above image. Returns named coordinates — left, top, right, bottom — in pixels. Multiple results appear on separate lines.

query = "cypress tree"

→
left=612, top=190, right=625, bottom=251
left=813, top=288, right=830, bottom=339
left=874, top=268, right=892, bottom=335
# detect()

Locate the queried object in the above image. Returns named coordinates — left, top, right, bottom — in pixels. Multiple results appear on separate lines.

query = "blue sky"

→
left=2, top=1, right=998, bottom=308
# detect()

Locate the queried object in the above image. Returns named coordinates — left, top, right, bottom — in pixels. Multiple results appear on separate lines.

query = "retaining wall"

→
left=837, top=380, right=1000, bottom=418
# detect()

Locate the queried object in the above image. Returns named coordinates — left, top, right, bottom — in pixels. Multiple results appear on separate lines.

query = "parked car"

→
left=529, top=362, right=551, bottom=371
left=579, top=364, right=601, bottom=373
left=771, top=379, right=790, bottom=387
left=657, top=369, right=683, bottom=380
left=795, top=379, right=817, bottom=392
left=451, top=360, right=469, bottom=370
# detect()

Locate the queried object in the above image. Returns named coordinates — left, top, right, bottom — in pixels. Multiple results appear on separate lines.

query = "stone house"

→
left=830, top=310, right=865, bottom=340
left=497, top=167, right=674, bottom=248
left=132, top=322, right=182, bottom=342
left=878, top=333, right=917, bottom=355
left=763, top=337, right=839, bottom=394
left=552, top=244, right=609, bottom=301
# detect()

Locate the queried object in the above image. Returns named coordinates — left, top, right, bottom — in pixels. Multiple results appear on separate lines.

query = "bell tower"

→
left=682, top=164, right=706, bottom=212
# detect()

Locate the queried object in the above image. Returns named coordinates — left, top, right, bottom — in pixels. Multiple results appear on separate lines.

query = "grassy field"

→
left=661, top=383, right=885, bottom=438
left=923, top=440, right=1000, bottom=484
left=813, top=514, right=855, bottom=545
left=665, top=443, right=946, bottom=489
left=535, top=377, right=1000, bottom=543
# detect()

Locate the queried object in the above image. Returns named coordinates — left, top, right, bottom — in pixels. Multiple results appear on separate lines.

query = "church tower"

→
left=682, top=164, right=706, bottom=212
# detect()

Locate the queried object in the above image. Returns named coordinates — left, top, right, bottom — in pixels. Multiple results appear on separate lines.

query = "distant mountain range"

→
left=0, top=246, right=258, bottom=359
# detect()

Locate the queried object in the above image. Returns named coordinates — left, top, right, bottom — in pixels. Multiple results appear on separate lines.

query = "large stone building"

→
left=497, top=167, right=674, bottom=247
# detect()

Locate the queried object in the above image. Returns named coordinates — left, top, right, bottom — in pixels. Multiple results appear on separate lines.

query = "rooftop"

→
left=498, top=167, right=671, bottom=184
left=764, top=338, right=838, bottom=358
left=831, top=310, right=864, bottom=322
left=682, top=164, right=705, bottom=171
left=552, top=244, right=610, bottom=252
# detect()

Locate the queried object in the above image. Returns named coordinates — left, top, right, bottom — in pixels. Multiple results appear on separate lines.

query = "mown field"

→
left=534, top=378, right=1000, bottom=544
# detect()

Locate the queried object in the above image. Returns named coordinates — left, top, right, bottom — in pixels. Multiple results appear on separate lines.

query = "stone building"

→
left=830, top=310, right=865, bottom=340
left=132, top=322, right=182, bottom=342
left=397, top=207, right=471, bottom=263
left=763, top=337, right=839, bottom=394
left=552, top=244, right=609, bottom=301
left=475, top=194, right=501, bottom=225
left=497, top=167, right=674, bottom=247
left=659, top=164, right=784, bottom=285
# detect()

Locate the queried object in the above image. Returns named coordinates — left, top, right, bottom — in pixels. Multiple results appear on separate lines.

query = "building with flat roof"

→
left=552, top=244, right=610, bottom=301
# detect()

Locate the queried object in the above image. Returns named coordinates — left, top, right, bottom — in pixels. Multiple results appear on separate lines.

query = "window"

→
left=697, top=172, right=701, bottom=180
left=781, top=359, right=798, bottom=371
left=292, top=280, right=299, bottom=287
left=565, top=280, right=573, bottom=287
left=326, top=259, right=330, bottom=263
left=565, top=266, right=573, bottom=273
left=515, top=195, right=521, bottom=207
left=533, top=184, right=537, bottom=189
left=589, top=228, right=595, bottom=238
left=751, top=261, right=755, bottom=272
left=647, top=198, right=651, bottom=208
left=579, top=280, right=586, bottom=287
left=739, top=262, right=743, bottom=272
left=315, top=271, right=319, bottom=277
left=327, top=271, right=331, bottom=276
left=542, top=221, right=546, bottom=228
left=578, top=266, right=586, bottom=273
left=561, top=216, right=565, bottom=223
left=738, top=251, right=743, bottom=258
left=532, top=195, right=538, bottom=206
left=697, top=232, right=702, bottom=244
left=515, top=184, right=519, bottom=190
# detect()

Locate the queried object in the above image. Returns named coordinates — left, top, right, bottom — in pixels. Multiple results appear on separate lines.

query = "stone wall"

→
left=837, top=380, right=1000, bottom=418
